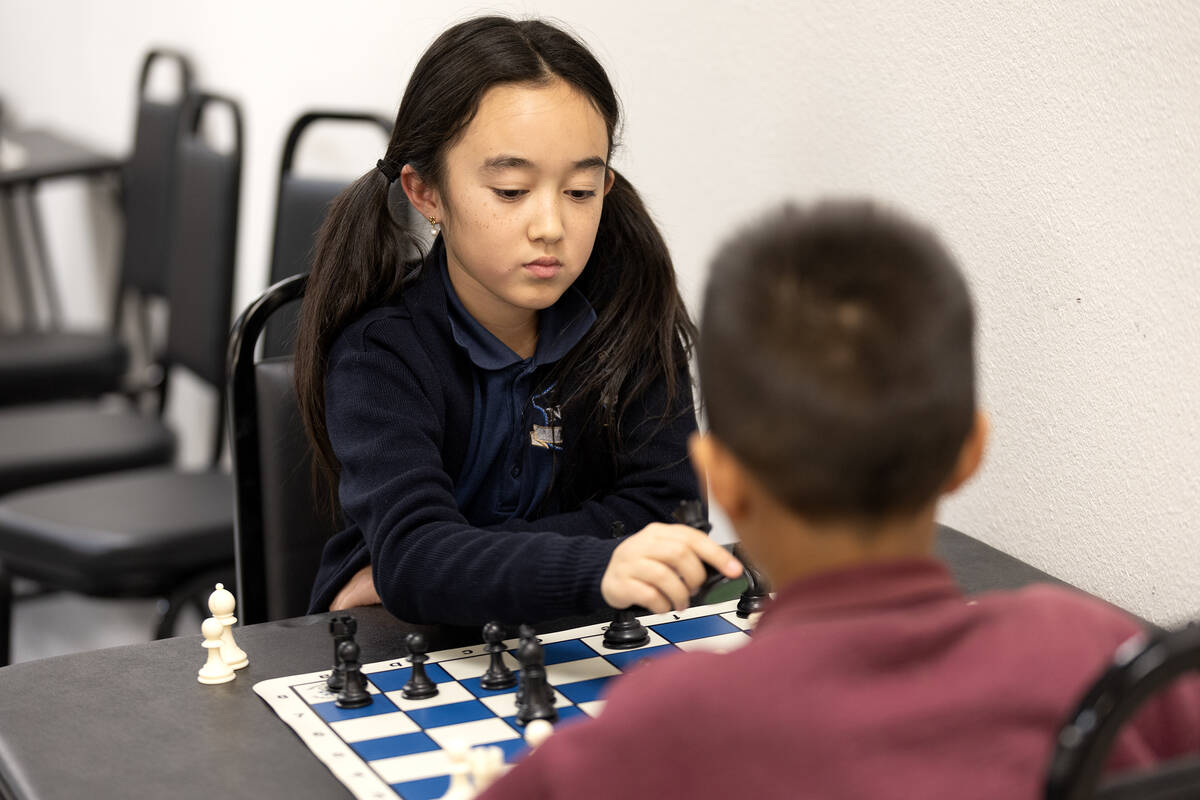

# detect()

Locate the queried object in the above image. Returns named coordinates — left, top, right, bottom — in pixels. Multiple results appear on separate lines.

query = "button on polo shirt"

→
left=443, top=260, right=596, bottom=525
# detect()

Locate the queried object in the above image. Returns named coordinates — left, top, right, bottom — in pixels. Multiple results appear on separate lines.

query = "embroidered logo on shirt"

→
left=530, top=387, right=564, bottom=450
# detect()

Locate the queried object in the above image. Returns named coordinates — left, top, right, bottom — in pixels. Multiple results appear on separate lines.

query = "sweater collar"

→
left=754, top=558, right=962, bottom=633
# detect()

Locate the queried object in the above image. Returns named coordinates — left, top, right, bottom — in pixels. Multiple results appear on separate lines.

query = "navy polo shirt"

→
left=442, top=260, right=596, bottom=525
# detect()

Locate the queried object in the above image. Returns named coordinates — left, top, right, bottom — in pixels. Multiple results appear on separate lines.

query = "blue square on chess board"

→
left=368, top=663, right=453, bottom=692
left=255, top=598, right=751, bottom=800
left=650, top=614, right=739, bottom=642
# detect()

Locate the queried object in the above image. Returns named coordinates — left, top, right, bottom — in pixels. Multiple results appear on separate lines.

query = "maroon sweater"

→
left=481, top=559, right=1200, bottom=800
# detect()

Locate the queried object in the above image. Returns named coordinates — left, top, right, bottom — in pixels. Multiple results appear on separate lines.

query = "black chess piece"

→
left=603, top=607, right=650, bottom=649
left=515, top=637, right=557, bottom=726
left=672, top=499, right=711, bottom=533
left=734, top=544, right=771, bottom=618
left=335, top=640, right=372, bottom=708
left=402, top=632, right=439, bottom=700
left=326, top=614, right=356, bottom=691
left=479, top=621, right=517, bottom=691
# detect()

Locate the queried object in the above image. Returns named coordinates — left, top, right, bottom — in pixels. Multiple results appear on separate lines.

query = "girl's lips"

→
left=524, top=258, right=562, bottom=278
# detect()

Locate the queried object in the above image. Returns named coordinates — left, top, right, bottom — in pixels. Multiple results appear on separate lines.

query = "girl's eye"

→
left=492, top=188, right=527, bottom=200
left=566, top=190, right=597, bottom=200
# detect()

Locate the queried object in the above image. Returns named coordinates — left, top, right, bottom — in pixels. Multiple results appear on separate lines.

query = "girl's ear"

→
left=603, top=168, right=615, bottom=196
left=400, top=164, right=442, bottom=220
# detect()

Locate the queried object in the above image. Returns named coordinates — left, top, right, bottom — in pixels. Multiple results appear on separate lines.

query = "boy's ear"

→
left=943, top=410, right=989, bottom=494
left=400, top=164, right=441, bottom=220
left=689, top=433, right=750, bottom=521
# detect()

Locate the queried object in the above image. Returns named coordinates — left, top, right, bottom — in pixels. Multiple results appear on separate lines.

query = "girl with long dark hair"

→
left=296, top=16, right=741, bottom=626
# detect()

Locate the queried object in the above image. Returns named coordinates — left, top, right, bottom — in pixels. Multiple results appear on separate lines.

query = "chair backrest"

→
left=262, top=111, right=392, bottom=358
left=162, top=91, right=242, bottom=463
left=228, top=273, right=341, bottom=624
left=1045, top=624, right=1200, bottom=800
left=118, top=50, right=194, bottom=298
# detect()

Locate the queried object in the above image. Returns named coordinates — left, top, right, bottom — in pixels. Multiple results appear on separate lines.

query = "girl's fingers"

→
left=632, top=558, right=692, bottom=611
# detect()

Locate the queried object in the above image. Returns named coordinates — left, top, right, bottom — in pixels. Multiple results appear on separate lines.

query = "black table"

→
left=0, top=128, right=122, bottom=328
left=0, top=526, right=1089, bottom=800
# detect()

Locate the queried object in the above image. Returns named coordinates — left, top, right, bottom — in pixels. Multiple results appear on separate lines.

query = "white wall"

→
left=2, top=0, right=1197, bottom=626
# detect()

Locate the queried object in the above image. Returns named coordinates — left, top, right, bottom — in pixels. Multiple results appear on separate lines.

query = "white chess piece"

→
left=438, top=738, right=476, bottom=799
left=208, top=583, right=248, bottom=669
left=468, top=745, right=508, bottom=793
left=523, top=718, right=554, bottom=751
left=197, top=617, right=235, bottom=684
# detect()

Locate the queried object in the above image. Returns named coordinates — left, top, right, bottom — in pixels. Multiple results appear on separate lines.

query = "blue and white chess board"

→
left=255, top=598, right=756, bottom=800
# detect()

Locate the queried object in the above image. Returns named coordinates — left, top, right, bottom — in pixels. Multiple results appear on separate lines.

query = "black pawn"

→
left=603, top=607, right=649, bottom=649
left=326, top=614, right=357, bottom=691
left=734, top=544, right=772, bottom=619
left=515, top=638, right=556, bottom=726
left=402, top=632, right=439, bottom=700
left=479, top=621, right=516, bottom=691
left=335, top=640, right=372, bottom=708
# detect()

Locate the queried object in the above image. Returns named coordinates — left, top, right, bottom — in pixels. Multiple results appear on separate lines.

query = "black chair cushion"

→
left=0, top=467, right=233, bottom=595
left=0, top=403, right=174, bottom=495
left=0, top=332, right=128, bottom=406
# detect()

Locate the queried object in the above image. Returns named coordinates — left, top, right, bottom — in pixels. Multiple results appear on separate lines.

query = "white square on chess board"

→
left=437, top=651, right=521, bottom=681
left=295, top=679, right=381, bottom=704
left=330, top=711, right=420, bottom=743
left=674, top=630, right=751, bottom=654
left=384, top=681, right=475, bottom=711
left=478, top=687, right=570, bottom=718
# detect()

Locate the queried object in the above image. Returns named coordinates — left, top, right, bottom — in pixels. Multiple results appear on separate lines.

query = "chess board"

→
left=255, top=599, right=756, bottom=800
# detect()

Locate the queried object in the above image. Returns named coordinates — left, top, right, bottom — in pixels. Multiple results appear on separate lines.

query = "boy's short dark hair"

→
left=699, top=200, right=976, bottom=521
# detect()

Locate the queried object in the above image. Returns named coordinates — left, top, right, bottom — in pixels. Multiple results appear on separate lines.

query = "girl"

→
left=295, top=16, right=741, bottom=627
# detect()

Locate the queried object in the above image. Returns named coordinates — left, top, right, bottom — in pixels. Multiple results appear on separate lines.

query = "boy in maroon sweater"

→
left=480, top=201, right=1200, bottom=799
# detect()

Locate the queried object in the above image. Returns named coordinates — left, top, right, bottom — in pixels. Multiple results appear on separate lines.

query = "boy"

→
left=480, top=201, right=1200, bottom=798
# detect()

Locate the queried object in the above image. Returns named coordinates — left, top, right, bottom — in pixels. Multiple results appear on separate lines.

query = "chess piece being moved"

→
left=515, top=637, right=556, bottom=726
left=734, top=544, right=771, bottom=619
left=335, top=640, right=372, bottom=708
left=327, top=614, right=357, bottom=691
left=402, top=632, right=439, bottom=700
left=197, top=617, right=235, bottom=685
left=479, top=621, right=516, bottom=690
left=603, top=607, right=649, bottom=649
left=208, top=583, right=248, bottom=669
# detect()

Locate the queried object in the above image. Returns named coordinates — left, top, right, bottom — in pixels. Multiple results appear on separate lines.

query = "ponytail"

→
left=295, top=167, right=422, bottom=510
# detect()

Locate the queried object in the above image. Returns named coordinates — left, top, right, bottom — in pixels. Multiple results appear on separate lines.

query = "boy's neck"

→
left=743, top=504, right=939, bottom=591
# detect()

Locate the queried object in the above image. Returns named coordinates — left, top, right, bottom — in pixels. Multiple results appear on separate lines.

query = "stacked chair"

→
left=0, top=90, right=244, bottom=665
left=228, top=111, right=390, bottom=624
left=0, top=50, right=193, bottom=407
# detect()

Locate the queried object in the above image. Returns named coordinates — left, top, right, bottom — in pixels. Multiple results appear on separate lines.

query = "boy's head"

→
left=695, top=200, right=980, bottom=543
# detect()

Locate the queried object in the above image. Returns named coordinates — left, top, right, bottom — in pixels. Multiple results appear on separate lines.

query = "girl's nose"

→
left=528, top=195, right=565, bottom=244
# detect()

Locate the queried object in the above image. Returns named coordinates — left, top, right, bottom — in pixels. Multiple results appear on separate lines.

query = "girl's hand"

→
left=600, top=523, right=743, bottom=613
left=330, top=564, right=382, bottom=611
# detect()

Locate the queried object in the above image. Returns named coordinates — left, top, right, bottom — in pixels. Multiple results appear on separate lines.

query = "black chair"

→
left=1045, top=624, right=1200, bottom=799
left=0, top=91, right=243, bottom=665
left=0, top=50, right=194, bottom=406
left=229, top=274, right=333, bottom=625
left=261, top=111, right=391, bottom=358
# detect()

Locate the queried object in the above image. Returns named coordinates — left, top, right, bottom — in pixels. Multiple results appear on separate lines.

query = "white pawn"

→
left=438, top=738, right=476, bottom=799
left=208, top=583, right=248, bottom=669
left=469, top=745, right=508, bottom=793
left=523, top=718, right=554, bottom=751
left=197, top=617, right=235, bottom=684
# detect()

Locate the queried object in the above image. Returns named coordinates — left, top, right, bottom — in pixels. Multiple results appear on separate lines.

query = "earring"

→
left=427, top=215, right=440, bottom=236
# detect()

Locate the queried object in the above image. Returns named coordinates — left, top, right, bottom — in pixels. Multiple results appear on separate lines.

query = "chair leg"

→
left=0, top=561, right=12, bottom=667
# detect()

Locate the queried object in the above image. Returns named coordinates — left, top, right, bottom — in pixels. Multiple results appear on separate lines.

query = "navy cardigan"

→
left=309, top=241, right=702, bottom=625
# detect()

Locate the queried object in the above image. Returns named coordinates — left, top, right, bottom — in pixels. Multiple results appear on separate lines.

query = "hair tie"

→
left=376, top=158, right=402, bottom=183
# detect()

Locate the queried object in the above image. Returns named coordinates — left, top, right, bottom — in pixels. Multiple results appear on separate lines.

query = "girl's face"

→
left=418, top=79, right=613, bottom=333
